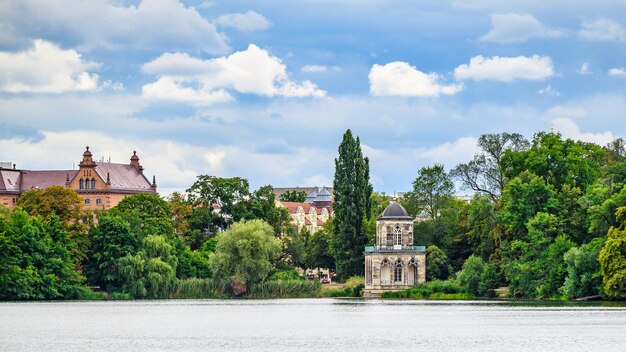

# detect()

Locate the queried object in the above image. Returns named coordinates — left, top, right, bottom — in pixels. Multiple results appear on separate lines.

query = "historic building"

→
left=0, top=146, right=157, bottom=210
left=276, top=186, right=333, bottom=234
left=363, top=201, right=426, bottom=297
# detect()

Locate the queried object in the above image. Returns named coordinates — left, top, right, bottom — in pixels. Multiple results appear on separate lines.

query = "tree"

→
left=452, top=132, right=529, bottom=202
left=187, top=176, right=252, bottom=227
left=167, top=191, right=192, bottom=236
left=457, top=255, right=485, bottom=296
left=209, top=220, right=281, bottom=295
left=599, top=207, right=626, bottom=299
left=466, top=195, right=498, bottom=260
left=426, top=245, right=452, bottom=281
left=248, top=185, right=293, bottom=236
left=117, top=235, right=178, bottom=298
left=0, top=209, right=85, bottom=299
left=561, top=238, right=604, bottom=299
left=306, top=220, right=335, bottom=270
left=405, top=164, right=453, bottom=221
left=85, top=215, right=140, bottom=291
left=16, top=185, right=89, bottom=262
left=332, top=130, right=372, bottom=280
left=279, top=190, right=307, bottom=202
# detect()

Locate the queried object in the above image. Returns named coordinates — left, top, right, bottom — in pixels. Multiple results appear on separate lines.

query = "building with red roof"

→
left=0, top=147, right=157, bottom=210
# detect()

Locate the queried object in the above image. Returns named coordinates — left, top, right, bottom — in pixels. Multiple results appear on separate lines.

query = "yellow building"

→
left=0, top=146, right=157, bottom=210
left=276, top=186, right=333, bottom=234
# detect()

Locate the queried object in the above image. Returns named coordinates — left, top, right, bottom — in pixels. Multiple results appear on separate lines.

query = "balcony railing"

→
left=364, top=245, right=426, bottom=253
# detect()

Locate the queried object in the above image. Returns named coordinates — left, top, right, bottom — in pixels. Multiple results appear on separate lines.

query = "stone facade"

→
left=364, top=202, right=426, bottom=298
left=0, top=147, right=157, bottom=211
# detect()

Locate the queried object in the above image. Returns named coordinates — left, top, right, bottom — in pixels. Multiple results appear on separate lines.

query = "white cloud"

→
left=538, top=85, right=560, bottom=96
left=608, top=68, right=626, bottom=78
left=551, top=117, right=615, bottom=146
left=0, top=40, right=99, bottom=93
left=215, top=11, right=272, bottom=32
left=302, top=65, right=328, bottom=73
left=579, top=18, right=626, bottom=41
left=0, top=0, right=229, bottom=54
left=369, top=62, right=463, bottom=97
left=454, top=55, right=554, bottom=82
left=142, top=44, right=326, bottom=104
left=481, top=13, right=563, bottom=43
left=418, top=137, right=479, bottom=164
left=578, top=63, right=592, bottom=75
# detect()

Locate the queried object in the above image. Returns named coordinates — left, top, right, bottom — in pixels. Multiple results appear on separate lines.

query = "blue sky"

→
left=1, top=0, right=625, bottom=195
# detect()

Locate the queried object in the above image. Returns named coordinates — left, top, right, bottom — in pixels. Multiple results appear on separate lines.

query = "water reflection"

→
left=1, top=299, right=626, bottom=352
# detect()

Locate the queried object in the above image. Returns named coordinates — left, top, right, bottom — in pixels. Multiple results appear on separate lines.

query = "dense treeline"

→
left=2, top=130, right=626, bottom=300
left=399, top=132, right=626, bottom=299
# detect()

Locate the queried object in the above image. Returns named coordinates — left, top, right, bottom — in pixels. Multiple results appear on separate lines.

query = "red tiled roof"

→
left=94, top=163, right=153, bottom=191
left=305, top=218, right=312, bottom=225
left=20, top=170, right=76, bottom=190
left=317, top=218, right=324, bottom=226
left=277, top=201, right=332, bottom=215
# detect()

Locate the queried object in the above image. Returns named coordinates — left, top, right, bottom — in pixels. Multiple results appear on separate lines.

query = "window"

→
left=12, top=198, right=16, bottom=204
left=394, top=259, right=403, bottom=283
left=91, top=178, right=96, bottom=189
left=85, top=198, right=91, bottom=205
left=79, top=178, right=84, bottom=189
left=96, top=198, right=102, bottom=205
left=393, top=226, right=402, bottom=246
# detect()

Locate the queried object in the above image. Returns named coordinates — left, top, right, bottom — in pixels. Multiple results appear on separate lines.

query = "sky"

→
left=1, top=0, right=625, bottom=195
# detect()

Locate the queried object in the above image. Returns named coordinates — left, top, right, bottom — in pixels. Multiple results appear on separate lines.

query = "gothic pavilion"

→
left=363, top=201, right=426, bottom=297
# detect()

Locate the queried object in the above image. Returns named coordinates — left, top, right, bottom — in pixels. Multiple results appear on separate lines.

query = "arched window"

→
left=394, top=259, right=403, bottom=283
left=96, top=198, right=102, bottom=205
left=79, top=178, right=84, bottom=189
left=85, top=198, right=91, bottom=205
left=91, top=178, right=96, bottom=189
left=393, top=226, right=402, bottom=246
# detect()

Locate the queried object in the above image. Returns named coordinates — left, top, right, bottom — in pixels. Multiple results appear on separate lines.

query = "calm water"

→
left=1, top=299, right=626, bottom=351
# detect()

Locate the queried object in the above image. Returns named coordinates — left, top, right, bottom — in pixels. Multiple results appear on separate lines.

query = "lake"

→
left=1, top=299, right=625, bottom=351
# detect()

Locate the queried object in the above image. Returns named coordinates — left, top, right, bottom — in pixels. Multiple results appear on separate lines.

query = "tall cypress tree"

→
left=332, top=129, right=373, bottom=280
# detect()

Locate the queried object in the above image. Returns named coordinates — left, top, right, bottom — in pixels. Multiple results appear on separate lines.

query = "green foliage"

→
left=457, top=255, right=485, bottom=295
left=269, top=268, right=305, bottom=281
left=426, top=245, right=452, bottom=281
left=561, top=238, right=604, bottom=299
left=209, top=220, right=281, bottom=295
left=320, top=276, right=364, bottom=297
left=186, top=175, right=251, bottom=226
left=176, top=246, right=211, bottom=279
left=16, top=185, right=89, bottom=262
left=332, top=129, right=372, bottom=280
left=404, top=164, right=454, bottom=220
left=451, top=132, right=529, bottom=202
left=279, top=190, right=307, bottom=202
left=502, top=212, right=574, bottom=298
left=171, top=278, right=227, bottom=299
left=466, top=195, right=498, bottom=260
left=499, top=172, right=558, bottom=241
left=86, top=215, right=139, bottom=291
left=248, top=280, right=321, bottom=298
left=117, top=235, right=178, bottom=299
left=382, top=279, right=471, bottom=299
left=599, top=207, right=626, bottom=299
left=0, top=209, right=85, bottom=300
left=280, top=227, right=308, bottom=267
left=114, top=193, right=170, bottom=221
left=306, top=220, right=335, bottom=269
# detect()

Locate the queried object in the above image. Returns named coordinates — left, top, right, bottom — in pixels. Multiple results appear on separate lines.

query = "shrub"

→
left=248, top=280, right=321, bottom=298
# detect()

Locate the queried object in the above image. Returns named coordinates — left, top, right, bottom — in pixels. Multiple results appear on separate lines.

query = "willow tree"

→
left=332, top=130, right=372, bottom=280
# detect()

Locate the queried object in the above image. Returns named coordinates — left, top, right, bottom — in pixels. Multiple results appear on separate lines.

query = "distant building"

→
left=273, top=186, right=334, bottom=200
left=276, top=186, right=333, bottom=234
left=0, top=146, right=157, bottom=210
left=363, top=201, right=426, bottom=297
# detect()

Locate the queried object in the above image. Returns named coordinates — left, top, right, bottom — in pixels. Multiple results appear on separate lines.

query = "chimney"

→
left=13, top=163, right=16, bottom=169
left=65, top=173, right=70, bottom=186
left=130, top=150, right=140, bottom=169
left=106, top=172, right=111, bottom=185
left=152, top=175, right=157, bottom=188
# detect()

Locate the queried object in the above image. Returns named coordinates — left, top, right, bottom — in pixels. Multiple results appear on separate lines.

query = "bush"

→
left=268, top=268, right=305, bottom=281
left=171, top=278, right=227, bottom=299
left=248, top=280, right=321, bottom=298
left=381, top=279, right=470, bottom=299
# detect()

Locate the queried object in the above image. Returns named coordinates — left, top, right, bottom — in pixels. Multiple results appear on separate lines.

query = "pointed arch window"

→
left=79, top=178, right=84, bottom=190
left=91, top=178, right=96, bottom=189
left=393, top=226, right=402, bottom=246
left=394, top=259, right=403, bottom=283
